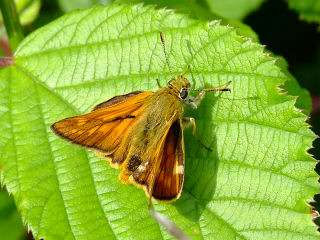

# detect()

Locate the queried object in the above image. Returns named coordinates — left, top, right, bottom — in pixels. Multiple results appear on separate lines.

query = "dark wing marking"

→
left=92, top=91, right=143, bottom=111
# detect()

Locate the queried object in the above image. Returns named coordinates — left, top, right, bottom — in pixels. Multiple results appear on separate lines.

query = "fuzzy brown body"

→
left=119, top=86, right=185, bottom=200
left=51, top=76, right=191, bottom=201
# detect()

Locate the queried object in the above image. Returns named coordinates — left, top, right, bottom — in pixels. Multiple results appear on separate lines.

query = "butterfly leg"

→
left=182, top=117, right=212, bottom=152
left=184, top=90, right=206, bottom=109
left=185, top=81, right=231, bottom=108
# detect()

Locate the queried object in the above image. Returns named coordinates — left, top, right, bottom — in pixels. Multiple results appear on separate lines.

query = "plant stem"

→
left=0, top=0, right=24, bottom=52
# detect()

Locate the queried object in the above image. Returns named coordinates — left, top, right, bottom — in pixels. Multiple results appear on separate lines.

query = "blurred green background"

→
left=0, top=0, right=319, bottom=238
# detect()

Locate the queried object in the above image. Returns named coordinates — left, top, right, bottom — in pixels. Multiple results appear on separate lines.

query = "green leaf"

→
left=205, top=0, right=266, bottom=20
left=58, top=0, right=113, bottom=13
left=276, top=56, right=312, bottom=115
left=0, top=0, right=41, bottom=36
left=115, top=0, right=215, bottom=21
left=285, top=0, right=320, bottom=24
left=15, top=0, right=41, bottom=25
left=0, top=4, right=319, bottom=239
left=0, top=188, right=26, bottom=240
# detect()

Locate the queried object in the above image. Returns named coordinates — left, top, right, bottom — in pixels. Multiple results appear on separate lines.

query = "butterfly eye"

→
left=179, top=88, right=188, bottom=99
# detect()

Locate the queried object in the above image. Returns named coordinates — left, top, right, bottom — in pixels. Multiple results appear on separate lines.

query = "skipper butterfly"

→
left=51, top=32, right=231, bottom=206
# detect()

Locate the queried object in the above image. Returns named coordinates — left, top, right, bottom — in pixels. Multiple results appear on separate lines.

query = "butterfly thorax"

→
left=130, top=75, right=189, bottom=151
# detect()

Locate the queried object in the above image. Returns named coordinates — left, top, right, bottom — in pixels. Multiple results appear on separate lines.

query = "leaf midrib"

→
left=50, top=70, right=285, bottom=90
left=17, top=61, right=312, bottom=145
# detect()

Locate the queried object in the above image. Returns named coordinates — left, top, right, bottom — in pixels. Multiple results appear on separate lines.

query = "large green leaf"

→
left=0, top=4, right=318, bottom=239
left=285, top=0, right=320, bottom=24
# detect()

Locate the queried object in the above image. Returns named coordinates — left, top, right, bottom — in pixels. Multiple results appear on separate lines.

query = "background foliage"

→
left=0, top=0, right=319, bottom=239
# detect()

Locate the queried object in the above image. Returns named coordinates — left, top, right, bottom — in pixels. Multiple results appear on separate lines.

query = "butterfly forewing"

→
left=51, top=91, right=153, bottom=160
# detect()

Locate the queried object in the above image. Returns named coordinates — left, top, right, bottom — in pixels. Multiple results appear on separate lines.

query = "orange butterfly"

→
left=51, top=32, right=231, bottom=206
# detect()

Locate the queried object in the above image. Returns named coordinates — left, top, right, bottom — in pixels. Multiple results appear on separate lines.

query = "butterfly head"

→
left=167, top=75, right=191, bottom=100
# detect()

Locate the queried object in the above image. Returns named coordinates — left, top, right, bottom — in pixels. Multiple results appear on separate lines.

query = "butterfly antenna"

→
left=181, top=65, right=189, bottom=77
left=189, top=81, right=232, bottom=92
left=186, top=40, right=197, bottom=86
left=160, top=32, right=174, bottom=79
left=203, top=81, right=232, bottom=92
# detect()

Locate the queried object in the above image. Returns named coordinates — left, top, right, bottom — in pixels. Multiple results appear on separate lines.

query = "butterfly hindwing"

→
left=126, top=119, right=185, bottom=201
left=152, top=120, right=184, bottom=201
